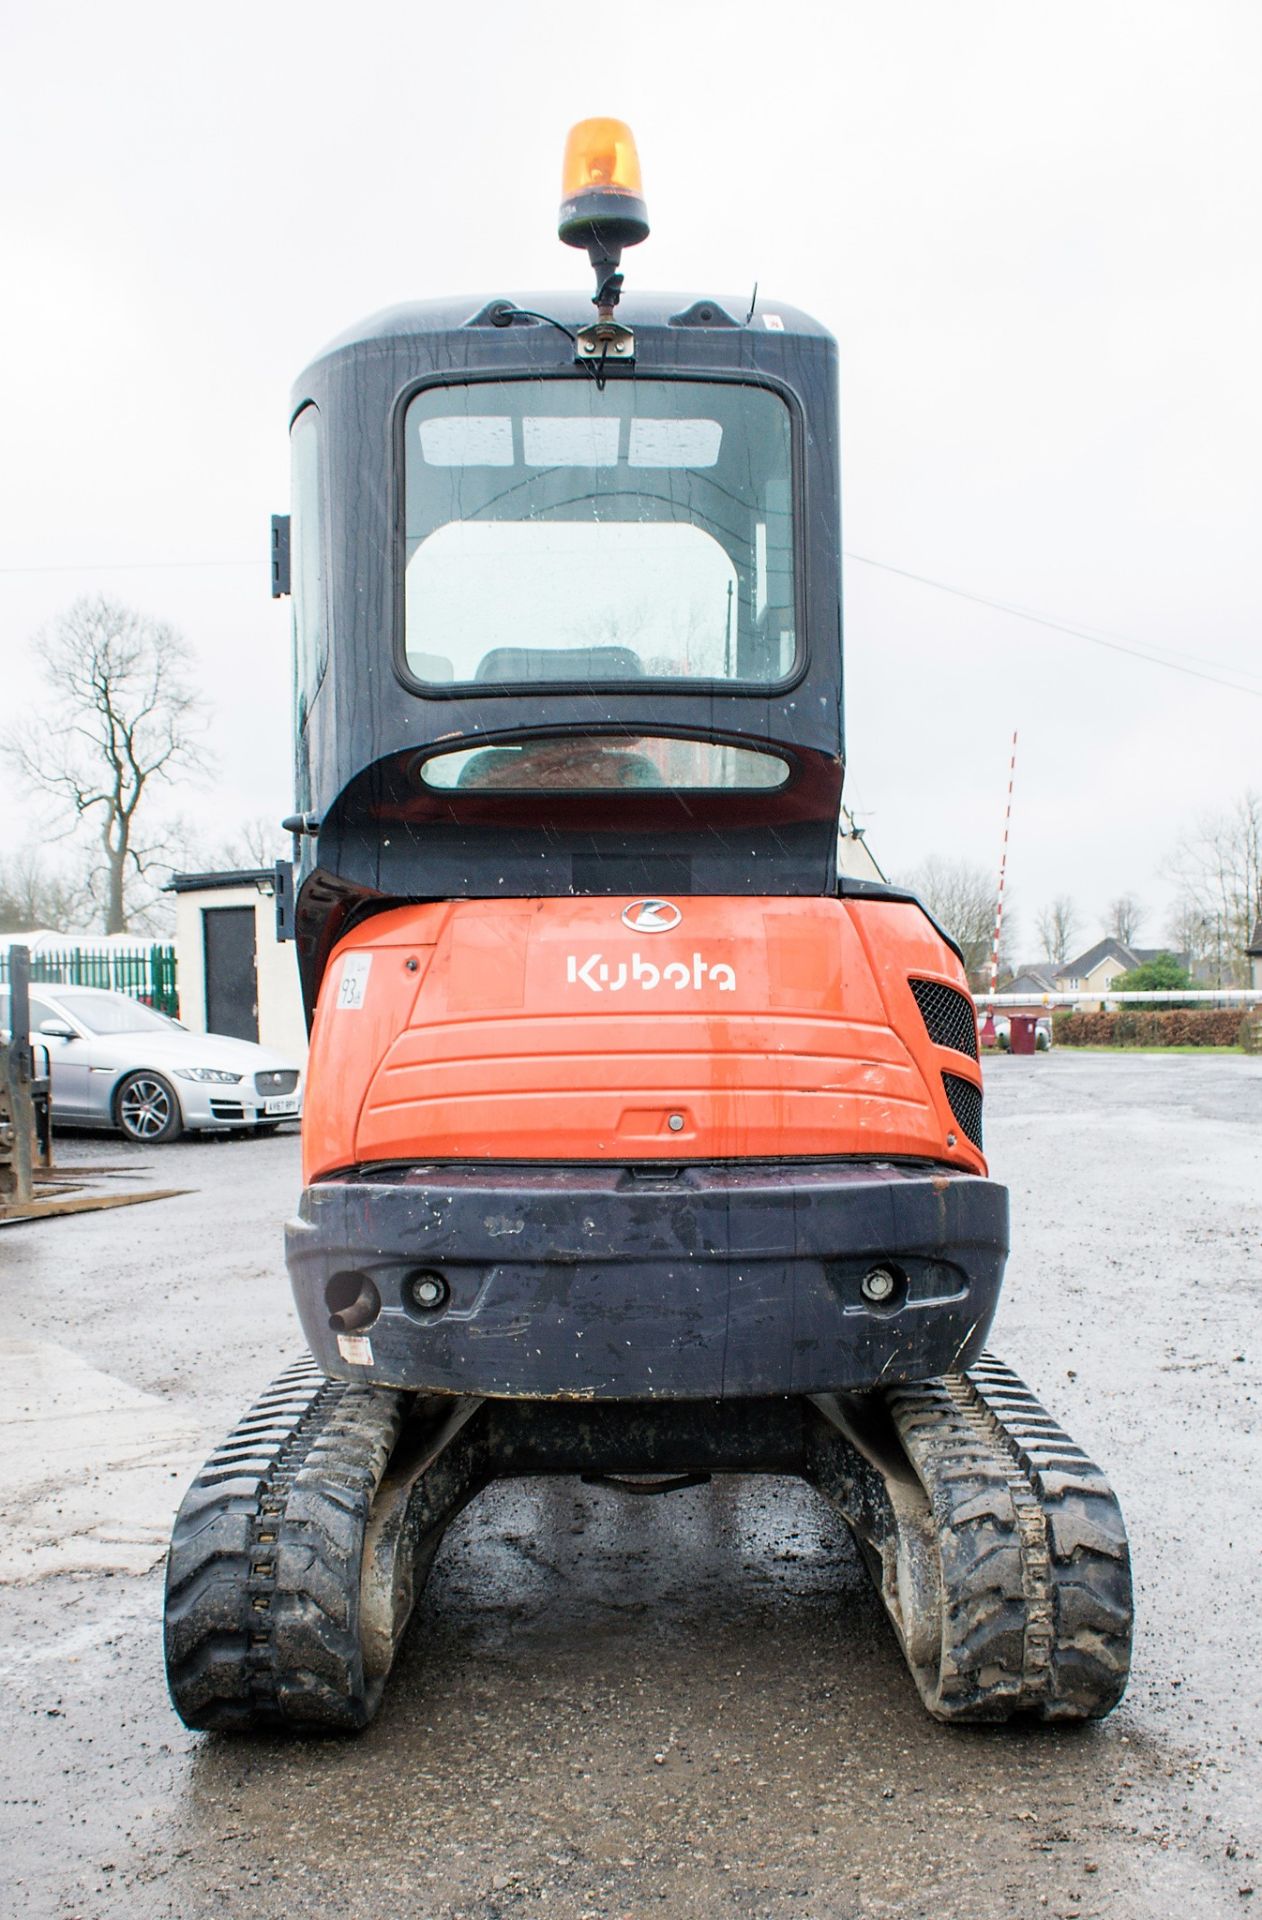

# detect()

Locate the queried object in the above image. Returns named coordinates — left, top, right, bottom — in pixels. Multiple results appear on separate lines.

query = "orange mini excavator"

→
left=165, top=121, right=1132, bottom=1731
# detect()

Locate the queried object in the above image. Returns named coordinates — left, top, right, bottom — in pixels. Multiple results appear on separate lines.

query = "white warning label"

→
left=336, top=1333, right=374, bottom=1366
left=337, top=952, right=373, bottom=1011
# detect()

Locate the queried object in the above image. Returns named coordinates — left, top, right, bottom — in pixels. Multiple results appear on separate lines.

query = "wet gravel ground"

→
left=0, top=1053, right=1259, bottom=1920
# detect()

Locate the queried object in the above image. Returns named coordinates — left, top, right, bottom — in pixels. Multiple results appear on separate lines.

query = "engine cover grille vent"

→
left=909, top=978, right=979, bottom=1060
left=941, top=1072, right=984, bottom=1150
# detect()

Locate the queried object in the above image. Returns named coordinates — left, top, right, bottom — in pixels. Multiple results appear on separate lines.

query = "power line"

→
left=3, top=543, right=1259, bottom=700
left=0, top=559, right=262, bottom=575
left=845, top=551, right=1262, bottom=698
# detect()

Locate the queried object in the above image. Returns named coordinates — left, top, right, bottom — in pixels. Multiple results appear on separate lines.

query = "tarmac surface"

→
left=0, top=1051, right=1258, bottom=1920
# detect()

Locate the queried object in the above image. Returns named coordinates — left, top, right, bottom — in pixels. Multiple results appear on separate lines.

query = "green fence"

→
left=0, top=945, right=179, bottom=1017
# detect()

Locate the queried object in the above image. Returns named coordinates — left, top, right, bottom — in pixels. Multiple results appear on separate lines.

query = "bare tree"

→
left=1165, top=893, right=1212, bottom=977
left=1104, top=894, right=1146, bottom=945
left=0, top=848, right=92, bottom=934
left=1169, top=790, right=1262, bottom=987
left=1033, top=895, right=1080, bottom=967
left=905, top=857, right=1010, bottom=987
left=2, top=598, right=210, bottom=934
left=190, top=814, right=288, bottom=873
left=233, top=816, right=287, bottom=868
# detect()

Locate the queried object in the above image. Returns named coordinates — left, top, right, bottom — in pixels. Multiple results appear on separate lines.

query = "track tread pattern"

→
left=164, top=1355, right=407, bottom=1733
left=885, top=1353, right=1132, bottom=1722
left=165, top=1353, right=1130, bottom=1734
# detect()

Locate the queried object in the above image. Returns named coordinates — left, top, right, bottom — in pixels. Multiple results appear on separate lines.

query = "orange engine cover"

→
left=302, top=896, right=986, bottom=1184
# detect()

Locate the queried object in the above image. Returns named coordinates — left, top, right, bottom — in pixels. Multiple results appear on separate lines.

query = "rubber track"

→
left=164, top=1352, right=1130, bottom=1732
left=885, top=1353, right=1132, bottom=1722
left=164, top=1355, right=407, bottom=1732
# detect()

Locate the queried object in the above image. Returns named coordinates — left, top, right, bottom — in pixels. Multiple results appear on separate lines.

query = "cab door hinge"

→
left=274, top=859, right=295, bottom=941
left=270, top=515, right=291, bottom=598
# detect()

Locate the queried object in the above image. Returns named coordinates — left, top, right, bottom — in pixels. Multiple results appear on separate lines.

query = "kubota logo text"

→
left=566, top=951, right=737, bottom=994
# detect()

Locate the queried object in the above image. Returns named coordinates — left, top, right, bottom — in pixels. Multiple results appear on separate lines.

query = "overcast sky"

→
left=2, top=1, right=1259, bottom=952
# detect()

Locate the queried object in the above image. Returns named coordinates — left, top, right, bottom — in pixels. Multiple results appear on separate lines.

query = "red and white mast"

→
left=988, top=730, right=1018, bottom=996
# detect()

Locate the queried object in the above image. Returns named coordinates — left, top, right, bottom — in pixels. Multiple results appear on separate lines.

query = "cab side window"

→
left=291, top=405, right=328, bottom=727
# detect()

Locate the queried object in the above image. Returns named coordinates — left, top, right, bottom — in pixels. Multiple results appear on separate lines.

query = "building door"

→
left=203, top=907, right=259, bottom=1042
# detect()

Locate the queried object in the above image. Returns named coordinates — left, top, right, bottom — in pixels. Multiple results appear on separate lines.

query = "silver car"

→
left=0, top=984, right=303, bottom=1142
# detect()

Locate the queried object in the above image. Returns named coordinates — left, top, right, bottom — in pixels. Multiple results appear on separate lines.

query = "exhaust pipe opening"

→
left=326, top=1270, right=382, bottom=1333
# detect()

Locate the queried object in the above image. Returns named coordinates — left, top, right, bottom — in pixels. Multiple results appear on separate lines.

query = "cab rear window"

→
left=404, top=379, right=796, bottom=690
left=419, top=735, right=789, bottom=792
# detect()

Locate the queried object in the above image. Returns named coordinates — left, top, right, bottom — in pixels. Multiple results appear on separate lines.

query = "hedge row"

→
left=1051, top=1008, right=1247, bottom=1048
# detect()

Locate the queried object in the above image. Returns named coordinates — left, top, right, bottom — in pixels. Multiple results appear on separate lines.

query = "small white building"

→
left=168, top=869, right=307, bottom=1059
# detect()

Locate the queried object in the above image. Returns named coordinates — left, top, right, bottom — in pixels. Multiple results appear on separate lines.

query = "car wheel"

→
left=115, top=1071, right=182, bottom=1143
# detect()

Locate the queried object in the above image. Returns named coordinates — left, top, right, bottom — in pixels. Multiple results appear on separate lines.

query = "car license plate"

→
left=264, top=1096, right=300, bottom=1116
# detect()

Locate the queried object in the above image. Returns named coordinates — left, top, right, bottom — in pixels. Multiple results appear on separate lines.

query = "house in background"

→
left=1000, top=962, right=1058, bottom=999
left=1052, top=938, right=1192, bottom=1007
left=168, top=869, right=307, bottom=1058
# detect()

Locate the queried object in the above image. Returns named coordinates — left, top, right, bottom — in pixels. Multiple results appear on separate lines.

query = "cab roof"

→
left=308, top=291, right=833, bottom=371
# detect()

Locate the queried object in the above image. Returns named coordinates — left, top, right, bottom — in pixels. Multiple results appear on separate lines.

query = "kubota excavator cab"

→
left=165, top=122, right=1131, bottom=1733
